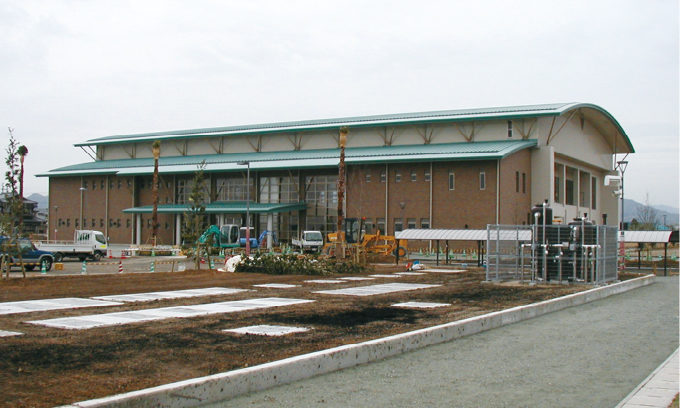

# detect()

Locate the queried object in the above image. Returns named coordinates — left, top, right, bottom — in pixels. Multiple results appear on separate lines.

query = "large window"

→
left=259, top=176, right=298, bottom=204
left=565, top=166, right=577, bottom=205
left=305, top=175, right=338, bottom=235
left=420, top=218, right=430, bottom=229
left=554, top=163, right=564, bottom=203
left=177, top=177, right=211, bottom=204
left=258, top=176, right=299, bottom=241
left=394, top=218, right=403, bottom=232
left=579, top=170, right=591, bottom=208
left=215, top=176, right=254, bottom=202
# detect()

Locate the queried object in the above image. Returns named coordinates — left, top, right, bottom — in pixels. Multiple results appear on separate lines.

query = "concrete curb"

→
left=64, top=274, right=656, bottom=408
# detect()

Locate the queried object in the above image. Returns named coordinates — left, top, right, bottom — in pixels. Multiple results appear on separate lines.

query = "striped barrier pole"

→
left=209, top=258, right=216, bottom=270
left=81, top=260, right=87, bottom=275
left=118, top=260, right=123, bottom=273
left=150, top=260, right=155, bottom=273
left=41, top=260, right=47, bottom=275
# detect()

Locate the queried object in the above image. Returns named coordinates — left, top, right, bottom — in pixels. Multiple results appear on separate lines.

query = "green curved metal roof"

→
left=74, top=102, right=633, bottom=153
left=40, top=140, right=537, bottom=177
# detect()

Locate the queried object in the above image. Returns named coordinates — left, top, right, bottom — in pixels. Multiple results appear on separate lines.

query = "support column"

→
left=267, top=213, right=273, bottom=249
left=136, top=214, right=141, bottom=245
left=175, top=214, right=182, bottom=246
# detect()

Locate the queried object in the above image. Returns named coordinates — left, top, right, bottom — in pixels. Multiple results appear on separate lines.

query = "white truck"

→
left=36, top=230, right=108, bottom=262
left=291, top=231, right=324, bottom=253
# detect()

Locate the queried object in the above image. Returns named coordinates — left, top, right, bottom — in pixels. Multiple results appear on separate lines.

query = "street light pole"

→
left=237, top=161, right=251, bottom=256
left=616, top=160, right=628, bottom=271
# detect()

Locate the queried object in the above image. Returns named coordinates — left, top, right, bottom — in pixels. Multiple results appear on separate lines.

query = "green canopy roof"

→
left=123, top=201, right=307, bottom=214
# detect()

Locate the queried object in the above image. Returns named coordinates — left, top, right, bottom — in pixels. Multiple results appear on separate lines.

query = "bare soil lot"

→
left=0, top=266, right=618, bottom=407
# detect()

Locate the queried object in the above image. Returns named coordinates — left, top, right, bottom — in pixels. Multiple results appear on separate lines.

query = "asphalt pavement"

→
left=210, top=276, right=679, bottom=408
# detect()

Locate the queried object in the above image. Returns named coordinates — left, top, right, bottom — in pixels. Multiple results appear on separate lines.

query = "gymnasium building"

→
left=39, top=103, right=634, bottom=245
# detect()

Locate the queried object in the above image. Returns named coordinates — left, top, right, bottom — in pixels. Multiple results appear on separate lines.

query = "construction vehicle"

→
left=198, top=225, right=240, bottom=248
left=239, top=227, right=259, bottom=248
left=323, top=218, right=405, bottom=257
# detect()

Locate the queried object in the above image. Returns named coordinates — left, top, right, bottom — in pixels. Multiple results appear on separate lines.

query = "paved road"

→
left=210, top=277, right=679, bottom=408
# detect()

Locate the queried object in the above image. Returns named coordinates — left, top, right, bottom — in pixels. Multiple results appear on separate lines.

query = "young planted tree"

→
left=182, top=161, right=209, bottom=269
left=150, top=140, right=161, bottom=246
left=1, top=128, right=26, bottom=278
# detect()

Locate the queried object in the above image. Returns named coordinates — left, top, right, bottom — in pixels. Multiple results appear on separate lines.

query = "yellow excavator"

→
left=323, top=218, right=406, bottom=257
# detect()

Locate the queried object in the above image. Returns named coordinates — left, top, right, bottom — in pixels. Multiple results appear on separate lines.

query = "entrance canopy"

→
left=123, top=201, right=306, bottom=214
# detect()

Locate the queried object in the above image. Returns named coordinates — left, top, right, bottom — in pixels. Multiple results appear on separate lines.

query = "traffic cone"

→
left=118, top=260, right=123, bottom=273
left=81, top=260, right=87, bottom=275
left=41, top=260, right=47, bottom=275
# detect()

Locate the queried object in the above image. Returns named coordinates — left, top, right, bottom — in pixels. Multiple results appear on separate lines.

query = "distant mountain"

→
left=623, top=199, right=679, bottom=226
left=654, top=204, right=680, bottom=214
left=26, top=193, right=48, bottom=209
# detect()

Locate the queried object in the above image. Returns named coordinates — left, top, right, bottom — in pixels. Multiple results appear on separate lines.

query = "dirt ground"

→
left=0, top=265, right=630, bottom=407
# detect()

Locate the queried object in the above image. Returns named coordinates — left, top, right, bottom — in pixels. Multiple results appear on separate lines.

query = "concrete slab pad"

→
left=224, top=325, right=310, bottom=336
left=338, top=277, right=375, bottom=281
left=252, top=284, right=300, bottom=289
left=304, top=279, right=346, bottom=284
left=392, top=301, right=451, bottom=309
left=422, top=269, right=466, bottom=273
left=0, top=330, right=23, bottom=337
left=315, top=283, right=441, bottom=297
left=369, top=274, right=401, bottom=278
left=27, top=297, right=315, bottom=330
left=395, top=272, right=426, bottom=276
left=92, top=287, right=250, bottom=303
left=0, top=298, right=122, bottom=315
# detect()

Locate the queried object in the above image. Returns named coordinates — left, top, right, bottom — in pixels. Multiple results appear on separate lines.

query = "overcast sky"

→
left=2, top=0, right=678, bottom=208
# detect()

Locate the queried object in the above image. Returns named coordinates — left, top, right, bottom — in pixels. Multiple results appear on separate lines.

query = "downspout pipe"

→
left=496, top=160, right=500, bottom=224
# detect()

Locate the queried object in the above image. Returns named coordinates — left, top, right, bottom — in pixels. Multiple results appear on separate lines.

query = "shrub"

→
left=235, top=253, right=372, bottom=276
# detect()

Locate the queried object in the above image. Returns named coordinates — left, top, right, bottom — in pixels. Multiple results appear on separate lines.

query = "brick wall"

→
left=49, top=150, right=533, bottom=246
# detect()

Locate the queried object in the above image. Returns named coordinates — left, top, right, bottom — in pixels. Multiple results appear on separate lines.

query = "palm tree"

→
left=151, top=140, right=161, bottom=246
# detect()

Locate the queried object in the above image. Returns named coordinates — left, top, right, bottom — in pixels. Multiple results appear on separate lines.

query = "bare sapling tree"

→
left=182, top=161, right=208, bottom=270
left=634, top=193, right=658, bottom=230
left=1, top=128, right=27, bottom=278
left=150, top=140, right=161, bottom=246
